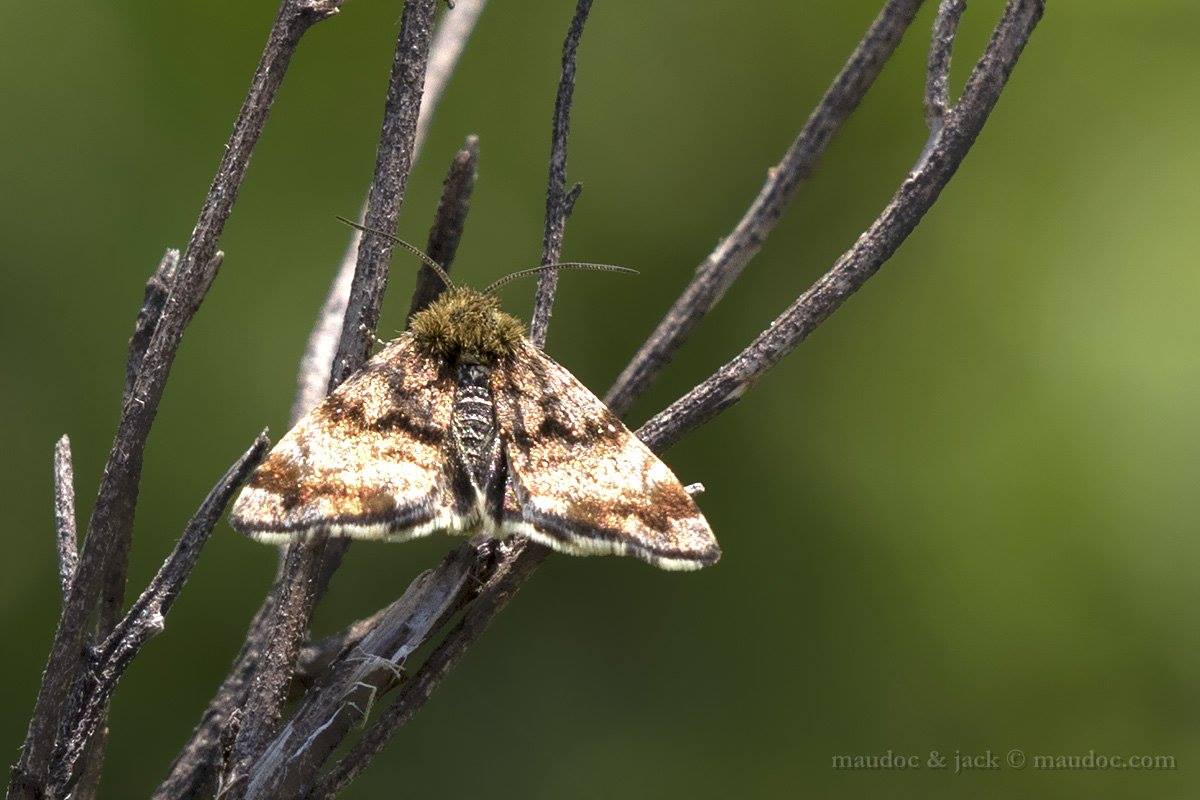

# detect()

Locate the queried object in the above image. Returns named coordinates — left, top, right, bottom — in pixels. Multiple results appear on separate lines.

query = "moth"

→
left=230, top=233, right=720, bottom=571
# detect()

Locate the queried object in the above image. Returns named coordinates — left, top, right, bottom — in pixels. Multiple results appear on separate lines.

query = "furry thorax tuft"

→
left=409, top=287, right=526, bottom=362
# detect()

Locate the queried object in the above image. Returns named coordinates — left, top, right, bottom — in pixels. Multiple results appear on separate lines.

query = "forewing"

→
left=231, top=334, right=473, bottom=542
left=492, top=339, right=720, bottom=570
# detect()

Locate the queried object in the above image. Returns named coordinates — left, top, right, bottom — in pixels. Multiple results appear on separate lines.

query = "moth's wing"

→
left=492, top=339, right=720, bottom=571
left=230, top=334, right=474, bottom=543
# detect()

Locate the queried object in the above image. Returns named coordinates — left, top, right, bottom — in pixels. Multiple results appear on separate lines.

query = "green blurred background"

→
left=3, top=1, right=1197, bottom=797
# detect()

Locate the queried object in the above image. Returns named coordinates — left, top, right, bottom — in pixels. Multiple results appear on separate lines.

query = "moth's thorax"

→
left=409, top=287, right=525, bottom=364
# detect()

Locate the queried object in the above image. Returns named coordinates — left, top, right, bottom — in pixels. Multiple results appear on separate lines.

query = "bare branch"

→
left=47, top=435, right=270, bottom=797
left=96, top=248, right=223, bottom=647
left=52, top=436, right=78, bottom=604
left=915, top=0, right=967, bottom=171
left=637, top=0, right=1044, bottom=453
left=228, top=0, right=441, bottom=788
left=926, top=0, right=967, bottom=132
left=241, top=545, right=479, bottom=800
left=122, top=248, right=180, bottom=405
left=99, top=248, right=188, bottom=645
left=406, top=135, right=479, bottom=322
left=529, top=0, right=594, bottom=349
left=226, top=539, right=330, bottom=793
left=290, top=0, right=490, bottom=424
left=310, top=541, right=546, bottom=800
left=604, top=0, right=925, bottom=415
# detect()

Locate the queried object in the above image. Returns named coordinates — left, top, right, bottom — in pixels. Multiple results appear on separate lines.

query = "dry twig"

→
left=121, top=249, right=180, bottom=411
left=925, top=0, right=967, bottom=134
left=530, top=0, right=593, bottom=348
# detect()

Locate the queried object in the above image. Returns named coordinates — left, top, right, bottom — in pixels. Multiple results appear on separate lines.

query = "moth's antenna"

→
left=334, top=215, right=455, bottom=289
left=483, top=263, right=637, bottom=294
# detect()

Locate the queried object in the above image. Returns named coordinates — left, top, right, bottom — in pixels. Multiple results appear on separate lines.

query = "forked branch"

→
left=530, top=0, right=594, bottom=348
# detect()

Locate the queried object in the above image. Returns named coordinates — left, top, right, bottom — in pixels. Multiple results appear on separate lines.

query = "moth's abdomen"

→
left=453, top=363, right=498, bottom=489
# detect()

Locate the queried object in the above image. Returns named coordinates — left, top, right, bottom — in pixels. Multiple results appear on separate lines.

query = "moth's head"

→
left=409, top=286, right=525, bottom=363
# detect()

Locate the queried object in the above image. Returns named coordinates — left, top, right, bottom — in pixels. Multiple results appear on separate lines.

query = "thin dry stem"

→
left=529, top=0, right=593, bottom=348
left=9, top=4, right=344, bottom=795
left=121, top=249, right=180, bottom=408
left=926, top=0, right=967, bottom=131
left=329, top=0, right=443, bottom=386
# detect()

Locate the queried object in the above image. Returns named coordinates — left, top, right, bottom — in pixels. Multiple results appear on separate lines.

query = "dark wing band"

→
left=230, top=334, right=474, bottom=542
left=492, top=339, right=720, bottom=570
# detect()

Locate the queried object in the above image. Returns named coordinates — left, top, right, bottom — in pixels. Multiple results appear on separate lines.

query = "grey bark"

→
left=529, top=0, right=594, bottom=348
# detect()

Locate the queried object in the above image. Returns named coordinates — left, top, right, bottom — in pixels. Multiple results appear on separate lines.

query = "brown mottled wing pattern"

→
left=230, top=334, right=473, bottom=543
left=492, top=339, right=720, bottom=570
